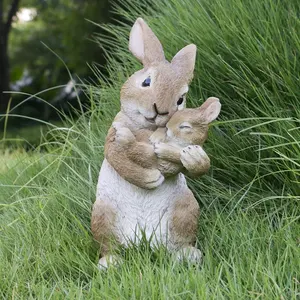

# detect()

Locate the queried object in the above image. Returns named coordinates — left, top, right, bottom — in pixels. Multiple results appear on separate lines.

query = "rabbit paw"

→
left=149, top=127, right=167, bottom=144
left=115, top=127, right=136, bottom=146
left=144, top=169, right=165, bottom=189
left=98, top=255, right=120, bottom=270
left=180, top=145, right=210, bottom=175
left=154, top=143, right=176, bottom=159
left=175, top=246, right=202, bottom=265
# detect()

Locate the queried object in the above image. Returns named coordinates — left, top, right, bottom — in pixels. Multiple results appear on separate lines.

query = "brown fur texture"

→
left=91, top=200, right=118, bottom=256
left=170, top=190, right=200, bottom=247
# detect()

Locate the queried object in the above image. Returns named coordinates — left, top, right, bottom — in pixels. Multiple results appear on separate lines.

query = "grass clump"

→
left=0, top=0, right=299, bottom=298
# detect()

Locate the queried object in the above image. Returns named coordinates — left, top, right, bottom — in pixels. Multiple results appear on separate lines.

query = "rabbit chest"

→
left=96, top=159, right=188, bottom=248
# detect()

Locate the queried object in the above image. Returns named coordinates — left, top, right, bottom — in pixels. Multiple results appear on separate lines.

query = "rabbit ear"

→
left=198, top=97, right=221, bottom=123
left=171, top=44, right=197, bottom=81
left=129, top=18, right=165, bottom=67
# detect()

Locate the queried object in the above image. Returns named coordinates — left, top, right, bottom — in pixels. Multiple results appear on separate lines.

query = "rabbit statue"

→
left=91, top=18, right=220, bottom=269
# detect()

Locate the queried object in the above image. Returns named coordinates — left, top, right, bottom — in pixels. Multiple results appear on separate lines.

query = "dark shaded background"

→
left=0, top=0, right=117, bottom=141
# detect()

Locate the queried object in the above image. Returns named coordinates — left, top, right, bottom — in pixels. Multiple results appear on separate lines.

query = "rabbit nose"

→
left=154, top=103, right=169, bottom=116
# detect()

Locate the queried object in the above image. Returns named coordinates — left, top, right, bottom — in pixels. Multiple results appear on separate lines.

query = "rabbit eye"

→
left=142, top=77, right=151, bottom=87
left=177, top=97, right=184, bottom=105
left=179, top=123, right=192, bottom=129
left=179, top=121, right=192, bottom=129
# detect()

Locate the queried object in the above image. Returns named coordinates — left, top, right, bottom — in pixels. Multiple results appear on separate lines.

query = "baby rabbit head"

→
left=166, top=97, right=221, bottom=147
left=120, top=18, right=197, bottom=129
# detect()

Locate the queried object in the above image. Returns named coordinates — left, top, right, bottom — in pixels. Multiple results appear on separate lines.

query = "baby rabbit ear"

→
left=198, top=97, right=221, bottom=123
left=171, top=44, right=197, bottom=81
left=129, top=18, right=165, bottom=67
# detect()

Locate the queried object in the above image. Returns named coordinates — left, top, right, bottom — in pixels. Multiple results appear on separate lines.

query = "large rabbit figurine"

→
left=91, top=18, right=220, bottom=269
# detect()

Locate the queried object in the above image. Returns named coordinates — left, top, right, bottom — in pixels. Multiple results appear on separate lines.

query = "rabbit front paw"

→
left=154, top=143, right=176, bottom=159
left=114, top=127, right=136, bottom=146
left=143, top=169, right=165, bottom=189
left=180, top=145, right=210, bottom=175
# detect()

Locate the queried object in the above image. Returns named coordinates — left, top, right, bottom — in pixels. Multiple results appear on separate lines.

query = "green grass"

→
left=0, top=120, right=65, bottom=150
left=0, top=0, right=300, bottom=298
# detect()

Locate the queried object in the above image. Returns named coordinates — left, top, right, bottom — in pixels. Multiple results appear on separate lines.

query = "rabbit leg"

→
left=91, top=199, right=121, bottom=268
left=174, top=246, right=202, bottom=265
left=169, top=189, right=202, bottom=264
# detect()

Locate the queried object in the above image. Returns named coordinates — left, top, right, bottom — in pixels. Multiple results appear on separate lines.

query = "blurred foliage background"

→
left=0, top=0, right=114, bottom=145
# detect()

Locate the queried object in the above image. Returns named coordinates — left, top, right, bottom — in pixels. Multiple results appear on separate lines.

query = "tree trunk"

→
left=0, top=30, right=10, bottom=112
left=0, top=0, right=21, bottom=113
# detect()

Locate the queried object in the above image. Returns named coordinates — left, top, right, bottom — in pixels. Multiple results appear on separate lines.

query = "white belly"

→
left=96, top=159, right=188, bottom=248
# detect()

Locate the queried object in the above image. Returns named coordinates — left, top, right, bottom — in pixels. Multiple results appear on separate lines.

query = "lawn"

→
left=0, top=0, right=299, bottom=298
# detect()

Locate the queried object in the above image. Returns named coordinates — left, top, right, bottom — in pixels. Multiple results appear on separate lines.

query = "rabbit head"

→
left=165, top=97, right=221, bottom=147
left=120, top=18, right=197, bottom=129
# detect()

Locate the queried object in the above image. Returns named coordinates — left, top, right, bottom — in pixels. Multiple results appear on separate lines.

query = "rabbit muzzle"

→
left=141, top=103, right=171, bottom=126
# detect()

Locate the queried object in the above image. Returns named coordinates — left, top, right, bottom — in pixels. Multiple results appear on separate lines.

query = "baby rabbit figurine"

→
left=111, top=97, right=221, bottom=178
left=91, top=18, right=220, bottom=269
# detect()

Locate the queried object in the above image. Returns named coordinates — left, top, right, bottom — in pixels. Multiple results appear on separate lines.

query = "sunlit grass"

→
left=0, top=0, right=299, bottom=298
left=0, top=149, right=40, bottom=174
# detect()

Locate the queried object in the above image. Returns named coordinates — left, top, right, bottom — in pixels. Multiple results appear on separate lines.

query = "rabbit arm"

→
left=106, top=145, right=164, bottom=189
left=154, top=143, right=210, bottom=177
left=154, top=143, right=181, bottom=162
left=157, top=160, right=183, bottom=177
left=105, top=127, right=164, bottom=189
left=153, top=143, right=184, bottom=176
left=107, top=126, right=158, bottom=168
left=126, top=141, right=157, bottom=169
left=135, top=128, right=153, bottom=143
